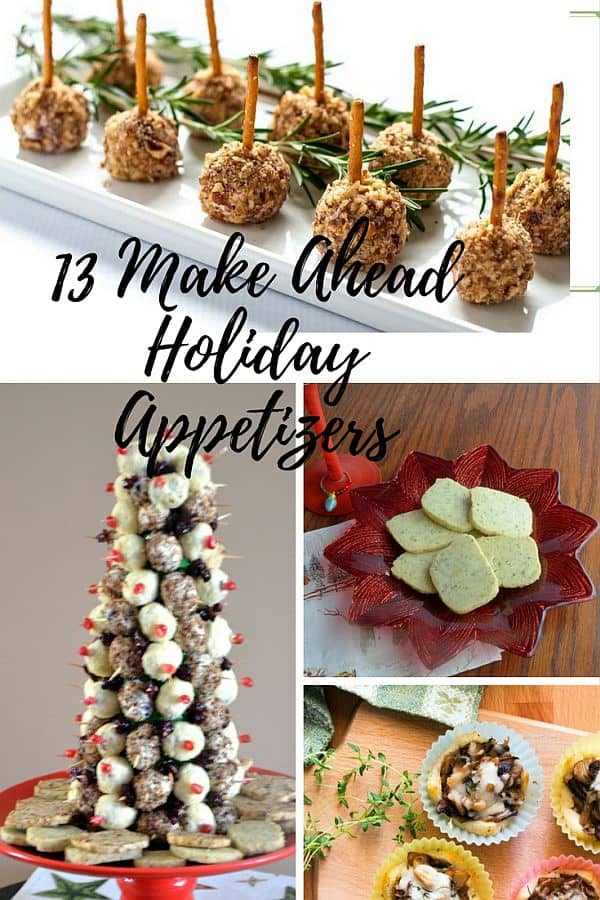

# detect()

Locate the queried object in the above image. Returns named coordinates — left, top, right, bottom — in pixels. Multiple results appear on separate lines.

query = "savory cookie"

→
left=134, top=850, right=183, bottom=868
left=167, top=831, right=231, bottom=849
left=33, top=778, right=71, bottom=800
left=390, top=551, right=437, bottom=594
left=240, top=774, right=295, bottom=804
left=429, top=535, right=499, bottom=613
left=65, top=845, right=144, bottom=865
left=69, top=829, right=149, bottom=855
left=421, top=478, right=472, bottom=533
left=0, top=826, right=28, bottom=846
left=386, top=510, right=456, bottom=553
left=4, top=798, right=75, bottom=829
left=169, top=845, right=243, bottom=863
left=26, top=825, right=84, bottom=852
left=470, top=486, right=533, bottom=537
left=228, top=820, right=285, bottom=855
left=477, top=535, right=541, bottom=587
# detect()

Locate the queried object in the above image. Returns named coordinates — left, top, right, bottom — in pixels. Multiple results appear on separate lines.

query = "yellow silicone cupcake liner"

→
left=551, top=731, right=600, bottom=855
left=371, top=837, right=494, bottom=900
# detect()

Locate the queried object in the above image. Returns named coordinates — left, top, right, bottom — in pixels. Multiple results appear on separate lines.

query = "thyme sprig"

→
left=304, top=743, right=425, bottom=870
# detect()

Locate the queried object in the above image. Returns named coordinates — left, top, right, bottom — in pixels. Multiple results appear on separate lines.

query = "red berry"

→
left=82, top=617, right=93, bottom=630
left=205, top=534, right=217, bottom=550
left=161, top=663, right=176, bottom=675
left=90, top=734, right=104, bottom=744
left=107, top=549, right=123, bottom=565
left=232, top=633, right=245, bottom=645
left=155, top=624, right=168, bottom=638
left=133, top=582, right=145, bottom=595
left=202, top=453, right=213, bottom=464
left=182, top=740, right=195, bottom=751
left=79, top=645, right=90, bottom=657
left=75, top=714, right=83, bottom=723
left=222, top=580, right=237, bottom=592
left=88, top=584, right=98, bottom=595
left=105, top=482, right=114, bottom=493
left=154, top=475, right=166, bottom=487
left=106, top=515, right=118, bottom=528
left=199, top=823, right=213, bottom=833
left=179, top=694, right=191, bottom=704
left=116, top=447, right=127, bottom=456
left=89, top=815, right=104, bottom=827
left=190, top=783, right=203, bottom=795
left=84, top=697, right=96, bottom=706
left=63, top=748, right=77, bottom=758
left=240, top=677, right=254, bottom=688
left=239, top=734, right=251, bottom=744
left=100, top=762, right=112, bottom=774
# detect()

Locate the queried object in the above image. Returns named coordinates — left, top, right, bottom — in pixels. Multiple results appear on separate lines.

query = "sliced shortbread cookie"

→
left=386, top=509, right=456, bottom=553
left=240, top=774, right=295, bottom=804
left=167, top=831, right=231, bottom=849
left=5, top=798, right=75, bottom=829
left=477, top=535, right=541, bottom=588
left=470, top=486, right=533, bottom=537
left=134, top=850, right=182, bottom=868
left=421, top=478, right=472, bottom=532
left=0, top=826, right=29, bottom=846
left=169, top=845, right=243, bottom=863
left=266, top=805, right=295, bottom=834
left=391, top=551, right=437, bottom=594
left=26, top=825, right=84, bottom=852
left=33, top=778, right=71, bottom=800
left=70, top=829, right=149, bottom=855
left=429, top=534, right=499, bottom=614
left=233, top=796, right=269, bottom=819
left=65, top=845, right=143, bottom=865
left=229, top=820, right=285, bottom=856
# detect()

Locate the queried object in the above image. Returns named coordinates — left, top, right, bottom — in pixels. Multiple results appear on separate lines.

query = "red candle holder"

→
left=303, top=384, right=381, bottom=516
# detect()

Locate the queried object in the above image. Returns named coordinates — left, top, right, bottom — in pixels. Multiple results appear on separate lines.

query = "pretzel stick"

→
left=544, top=81, right=564, bottom=180
left=242, top=55, right=259, bottom=151
left=313, top=1, right=325, bottom=103
left=490, top=130, right=508, bottom=227
left=348, top=98, right=364, bottom=182
left=116, top=0, right=126, bottom=49
left=412, top=44, right=425, bottom=138
left=135, top=13, right=148, bottom=115
left=205, top=0, right=222, bottom=76
left=42, top=0, right=53, bottom=87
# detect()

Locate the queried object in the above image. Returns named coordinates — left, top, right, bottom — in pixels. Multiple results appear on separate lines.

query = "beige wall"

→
left=0, top=384, right=295, bottom=883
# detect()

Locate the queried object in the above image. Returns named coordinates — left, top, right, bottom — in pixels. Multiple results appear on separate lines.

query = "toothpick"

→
left=412, top=44, right=425, bottom=138
left=544, top=81, right=564, bottom=180
left=490, top=130, right=508, bottom=227
left=223, top=554, right=244, bottom=560
left=135, top=13, right=148, bottom=116
left=312, top=1, right=325, bottom=103
left=242, top=55, right=259, bottom=151
left=348, top=98, right=364, bottom=183
left=218, top=512, right=231, bottom=522
left=116, top=0, right=127, bottom=49
left=42, top=0, right=53, bottom=87
left=205, top=0, right=222, bottom=76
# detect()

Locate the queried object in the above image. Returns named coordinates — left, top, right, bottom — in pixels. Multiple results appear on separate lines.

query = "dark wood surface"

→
left=304, top=384, right=600, bottom=676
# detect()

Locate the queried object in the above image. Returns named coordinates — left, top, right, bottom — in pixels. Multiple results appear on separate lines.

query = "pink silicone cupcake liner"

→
left=509, top=854, right=600, bottom=900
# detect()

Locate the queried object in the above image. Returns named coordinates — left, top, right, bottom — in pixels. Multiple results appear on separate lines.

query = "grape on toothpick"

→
left=370, top=44, right=453, bottom=202
left=102, top=13, right=181, bottom=182
left=453, top=131, right=535, bottom=304
left=10, top=0, right=89, bottom=153
left=312, top=98, right=409, bottom=266
left=505, top=82, right=570, bottom=255
left=200, top=55, right=291, bottom=224
left=87, top=0, right=164, bottom=94
left=183, top=0, right=247, bottom=130
left=270, top=1, right=349, bottom=147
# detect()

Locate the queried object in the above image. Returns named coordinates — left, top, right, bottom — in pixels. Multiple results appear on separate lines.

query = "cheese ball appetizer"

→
left=270, top=85, right=349, bottom=146
left=452, top=218, right=535, bottom=304
left=184, top=66, right=247, bottom=128
left=89, top=46, right=164, bottom=95
left=370, top=121, right=453, bottom=203
left=506, top=167, right=570, bottom=255
left=11, top=77, right=89, bottom=153
left=103, top=108, right=181, bottom=182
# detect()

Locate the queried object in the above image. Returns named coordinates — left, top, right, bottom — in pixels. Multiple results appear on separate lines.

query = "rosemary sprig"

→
left=304, top=743, right=424, bottom=870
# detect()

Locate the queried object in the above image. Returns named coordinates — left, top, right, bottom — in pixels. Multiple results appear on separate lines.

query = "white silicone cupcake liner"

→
left=419, top=720, right=544, bottom=846
left=551, top=731, right=600, bottom=854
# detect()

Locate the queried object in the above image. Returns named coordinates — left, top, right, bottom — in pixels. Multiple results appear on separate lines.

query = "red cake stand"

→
left=0, top=768, right=295, bottom=900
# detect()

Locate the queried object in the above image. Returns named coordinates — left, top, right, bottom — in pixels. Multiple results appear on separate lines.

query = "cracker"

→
left=429, top=534, right=499, bottom=614
left=228, top=820, right=285, bottom=856
left=134, top=850, right=182, bottom=868
left=65, top=845, right=144, bottom=865
left=240, top=774, right=295, bottom=803
left=232, top=796, right=269, bottom=819
left=266, top=805, right=295, bottom=834
left=390, top=551, right=437, bottom=594
left=0, top=826, right=29, bottom=846
left=169, top=845, right=243, bottom=863
left=70, top=829, right=149, bottom=855
left=477, top=535, right=541, bottom=588
left=421, top=478, right=472, bottom=532
left=470, top=486, right=533, bottom=537
left=34, top=778, right=71, bottom=800
left=386, top=509, right=456, bottom=553
left=167, top=831, right=231, bottom=849
left=5, top=798, right=75, bottom=829
left=26, top=825, right=84, bottom=853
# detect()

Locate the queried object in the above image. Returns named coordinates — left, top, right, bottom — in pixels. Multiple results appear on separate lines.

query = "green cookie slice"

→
left=470, top=486, right=533, bottom=537
left=421, top=478, right=472, bottom=532
left=391, top=551, right=437, bottom=594
left=386, top=509, right=456, bottom=552
left=430, top=534, right=499, bottom=614
left=477, top=535, right=541, bottom=588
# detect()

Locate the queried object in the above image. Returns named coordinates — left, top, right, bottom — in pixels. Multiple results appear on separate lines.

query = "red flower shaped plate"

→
left=324, top=445, right=598, bottom=669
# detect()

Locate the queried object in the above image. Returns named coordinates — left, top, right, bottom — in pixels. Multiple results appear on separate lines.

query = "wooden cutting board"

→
left=305, top=703, right=596, bottom=900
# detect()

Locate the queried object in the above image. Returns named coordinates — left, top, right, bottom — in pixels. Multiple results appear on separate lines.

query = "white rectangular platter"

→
left=0, top=72, right=569, bottom=333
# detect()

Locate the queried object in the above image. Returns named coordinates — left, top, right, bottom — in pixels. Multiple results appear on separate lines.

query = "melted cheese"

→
left=591, top=769, right=600, bottom=792
left=398, top=865, right=458, bottom=899
left=447, top=758, right=507, bottom=820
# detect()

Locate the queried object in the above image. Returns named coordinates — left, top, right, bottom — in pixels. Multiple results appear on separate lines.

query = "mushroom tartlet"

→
left=88, top=46, right=164, bottom=95
left=515, top=870, right=600, bottom=900
left=427, top=732, right=529, bottom=836
left=452, top=218, right=535, bottom=304
left=11, top=77, right=89, bottom=153
left=371, top=839, right=493, bottom=900
left=506, top=167, right=570, bottom=255
left=392, top=852, right=472, bottom=899
left=103, top=109, right=181, bottom=182
left=270, top=85, right=349, bottom=146
left=183, top=66, right=247, bottom=128
left=561, top=756, right=600, bottom=843
left=370, top=121, right=453, bottom=202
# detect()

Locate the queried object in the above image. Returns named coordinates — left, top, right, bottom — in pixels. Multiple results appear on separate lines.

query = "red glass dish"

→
left=324, top=445, right=598, bottom=669
left=0, top=768, right=295, bottom=900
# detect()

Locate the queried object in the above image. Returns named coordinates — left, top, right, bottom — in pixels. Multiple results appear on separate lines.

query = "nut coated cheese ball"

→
left=88, top=46, right=164, bottom=95
left=103, top=109, right=181, bottom=182
left=10, top=77, right=89, bottom=153
left=452, top=218, right=535, bottom=304
left=183, top=66, right=247, bottom=128
left=200, top=141, right=291, bottom=224
left=270, top=86, right=349, bottom=147
left=313, top=171, right=409, bottom=266
left=370, top=121, right=453, bottom=202
left=505, top=167, right=570, bottom=255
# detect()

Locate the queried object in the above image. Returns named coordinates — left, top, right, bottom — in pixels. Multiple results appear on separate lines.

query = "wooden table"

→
left=304, top=384, right=600, bottom=676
